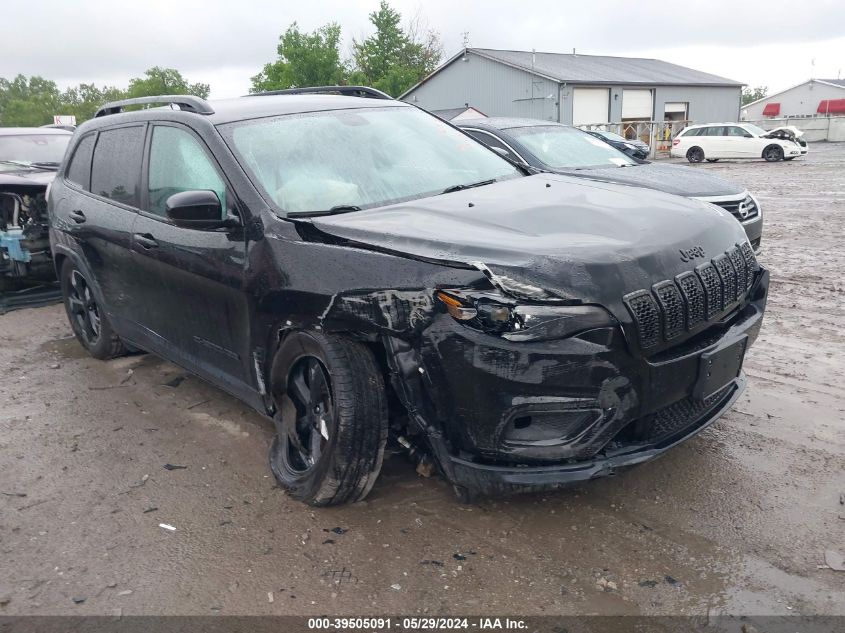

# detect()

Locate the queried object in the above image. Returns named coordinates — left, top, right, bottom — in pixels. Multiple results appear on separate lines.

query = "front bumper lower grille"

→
left=623, top=242, right=759, bottom=350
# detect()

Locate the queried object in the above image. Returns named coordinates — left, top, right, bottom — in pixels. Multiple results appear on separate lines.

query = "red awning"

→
left=817, top=99, right=845, bottom=114
left=762, top=103, right=780, bottom=116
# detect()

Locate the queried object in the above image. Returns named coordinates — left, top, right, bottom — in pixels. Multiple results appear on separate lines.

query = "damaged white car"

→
left=672, top=122, right=807, bottom=163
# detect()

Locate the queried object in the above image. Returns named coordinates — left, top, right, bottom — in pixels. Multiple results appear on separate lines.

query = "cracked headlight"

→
left=436, top=290, right=616, bottom=341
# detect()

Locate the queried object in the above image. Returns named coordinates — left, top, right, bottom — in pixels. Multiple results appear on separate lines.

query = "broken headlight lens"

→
left=436, top=291, right=615, bottom=341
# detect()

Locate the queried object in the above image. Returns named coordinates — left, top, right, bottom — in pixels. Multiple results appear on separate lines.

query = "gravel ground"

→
left=1, top=143, right=843, bottom=618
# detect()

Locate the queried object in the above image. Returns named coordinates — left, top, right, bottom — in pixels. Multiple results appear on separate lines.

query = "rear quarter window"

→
left=90, top=126, right=146, bottom=207
left=65, top=134, right=96, bottom=190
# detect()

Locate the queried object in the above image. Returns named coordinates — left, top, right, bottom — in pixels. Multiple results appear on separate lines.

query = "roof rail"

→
left=94, top=95, right=215, bottom=118
left=246, top=86, right=393, bottom=100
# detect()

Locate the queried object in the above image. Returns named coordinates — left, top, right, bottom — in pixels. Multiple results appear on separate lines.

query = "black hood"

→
left=554, top=162, right=745, bottom=198
left=307, top=173, right=749, bottom=313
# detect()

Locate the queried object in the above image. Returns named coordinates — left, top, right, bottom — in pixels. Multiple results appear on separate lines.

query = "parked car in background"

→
left=49, top=90, right=767, bottom=506
left=585, top=128, right=650, bottom=159
left=459, top=118, right=763, bottom=250
left=1, top=127, right=72, bottom=290
left=671, top=122, right=807, bottom=163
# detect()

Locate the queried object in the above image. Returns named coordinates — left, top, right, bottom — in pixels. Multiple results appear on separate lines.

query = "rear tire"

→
left=686, top=146, right=705, bottom=163
left=269, top=331, right=388, bottom=506
left=60, top=260, right=126, bottom=360
left=762, top=145, right=784, bottom=162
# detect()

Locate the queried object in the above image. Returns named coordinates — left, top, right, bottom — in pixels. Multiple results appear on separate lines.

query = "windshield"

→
left=0, top=133, right=71, bottom=167
left=742, top=123, right=767, bottom=137
left=222, top=106, right=519, bottom=214
left=596, top=130, right=627, bottom=143
left=508, top=125, right=636, bottom=169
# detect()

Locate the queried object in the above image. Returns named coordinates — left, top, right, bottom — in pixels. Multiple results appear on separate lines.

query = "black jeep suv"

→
left=48, top=88, right=768, bottom=505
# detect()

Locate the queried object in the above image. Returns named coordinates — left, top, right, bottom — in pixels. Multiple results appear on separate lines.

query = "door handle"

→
left=133, top=233, right=159, bottom=250
left=69, top=210, right=86, bottom=224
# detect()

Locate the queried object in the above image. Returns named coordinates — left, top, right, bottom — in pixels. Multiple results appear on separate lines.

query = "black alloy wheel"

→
left=279, top=356, right=334, bottom=473
left=763, top=145, right=784, bottom=162
left=66, top=269, right=101, bottom=346
left=60, top=260, right=126, bottom=359
left=686, top=147, right=705, bottom=163
left=269, top=331, right=388, bottom=506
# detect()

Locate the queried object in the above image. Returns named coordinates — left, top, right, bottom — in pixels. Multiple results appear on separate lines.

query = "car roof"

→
left=685, top=122, right=748, bottom=128
left=80, top=94, right=410, bottom=130
left=457, top=117, right=567, bottom=131
left=0, top=127, right=73, bottom=136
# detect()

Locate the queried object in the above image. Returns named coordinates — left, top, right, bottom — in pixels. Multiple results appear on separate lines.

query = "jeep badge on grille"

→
left=679, top=246, right=706, bottom=262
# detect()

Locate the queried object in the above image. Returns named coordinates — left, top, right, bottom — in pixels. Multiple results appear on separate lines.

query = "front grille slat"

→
left=675, top=271, right=705, bottom=328
left=713, top=254, right=737, bottom=304
left=728, top=247, right=747, bottom=297
left=623, top=290, right=661, bottom=349
left=696, top=262, right=723, bottom=319
left=653, top=281, right=685, bottom=340
left=624, top=243, right=759, bottom=351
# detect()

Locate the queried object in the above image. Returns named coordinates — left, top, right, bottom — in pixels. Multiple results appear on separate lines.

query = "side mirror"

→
left=165, top=190, right=232, bottom=229
left=743, top=133, right=754, bottom=138
left=491, top=146, right=510, bottom=157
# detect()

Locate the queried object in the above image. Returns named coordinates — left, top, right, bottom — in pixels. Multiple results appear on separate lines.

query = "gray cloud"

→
left=2, top=0, right=843, bottom=98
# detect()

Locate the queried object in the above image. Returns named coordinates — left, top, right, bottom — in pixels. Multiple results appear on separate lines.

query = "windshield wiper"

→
left=288, top=204, right=363, bottom=218
left=31, top=161, right=60, bottom=169
left=0, top=160, right=36, bottom=169
left=440, top=178, right=497, bottom=195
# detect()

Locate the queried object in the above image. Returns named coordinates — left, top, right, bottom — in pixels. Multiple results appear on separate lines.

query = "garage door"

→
left=622, top=89, right=653, bottom=120
left=572, top=88, right=609, bottom=125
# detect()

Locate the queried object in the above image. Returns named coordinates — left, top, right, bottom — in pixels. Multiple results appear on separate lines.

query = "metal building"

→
left=742, top=79, right=845, bottom=120
left=401, top=48, right=743, bottom=126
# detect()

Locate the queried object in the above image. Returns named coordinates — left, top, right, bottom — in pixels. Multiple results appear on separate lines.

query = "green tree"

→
left=126, top=67, right=210, bottom=99
left=250, top=22, right=346, bottom=92
left=742, top=86, right=768, bottom=106
left=61, top=83, right=126, bottom=122
left=350, top=1, right=442, bottom=96
left=0, top=75, right=62, bottom=126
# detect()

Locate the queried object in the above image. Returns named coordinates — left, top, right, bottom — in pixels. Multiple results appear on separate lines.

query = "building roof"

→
left=430, top=106, right=486, bottom=120
left=401, top=48, right=742, bottom=98
left=743, top=78, right=845, bottom=108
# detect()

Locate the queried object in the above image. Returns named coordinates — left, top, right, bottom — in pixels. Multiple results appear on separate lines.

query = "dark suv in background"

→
left=48, top=88, right=768, bottom=505
left=460, top=118, right=763, bottom=250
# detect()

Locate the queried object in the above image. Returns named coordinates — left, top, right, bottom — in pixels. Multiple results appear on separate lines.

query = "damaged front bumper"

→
left=413, top=269, right=768, bottom=496
left=446, top=374, right=744, bottom=495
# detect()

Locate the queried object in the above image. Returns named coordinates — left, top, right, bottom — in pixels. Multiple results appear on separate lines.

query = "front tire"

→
left=686, top=146, right=705, bottom=163
left=763, top=145, right=784, bottom=162
left=269, top=331, right=388, bottom=506
left=60, top=260, right=126, bottom=360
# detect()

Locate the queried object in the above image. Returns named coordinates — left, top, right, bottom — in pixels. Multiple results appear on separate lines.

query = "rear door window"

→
left=146, top=125, right=226, bottom=218
left=90, top=126, right=145, bottom=207
left=65, top=134, right=96, bottom=190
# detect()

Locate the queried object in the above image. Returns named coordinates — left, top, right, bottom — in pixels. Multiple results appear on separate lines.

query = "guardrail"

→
left=577, top=121, right=693, bottom=158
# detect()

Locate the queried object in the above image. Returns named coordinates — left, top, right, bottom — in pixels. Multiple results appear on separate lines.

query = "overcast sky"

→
left=2, top=0, right=843, bottom=99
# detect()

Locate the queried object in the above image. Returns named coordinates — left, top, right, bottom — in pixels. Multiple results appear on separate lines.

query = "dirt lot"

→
left=1, top=144, right=844, bottom=618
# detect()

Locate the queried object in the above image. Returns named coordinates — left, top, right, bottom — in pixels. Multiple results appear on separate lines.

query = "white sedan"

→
left=671, top=122, right=807, bottom=163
